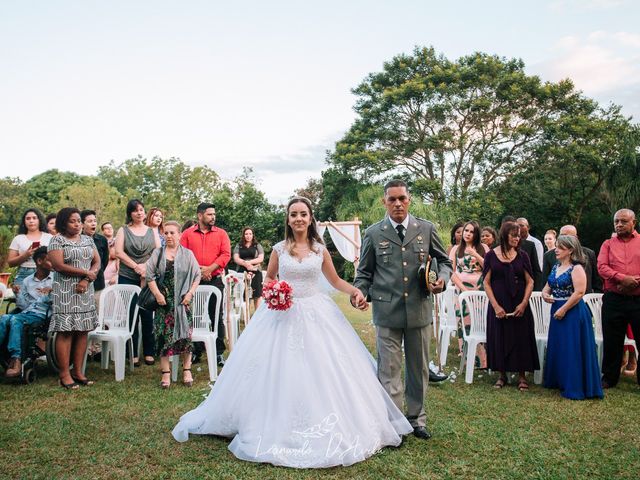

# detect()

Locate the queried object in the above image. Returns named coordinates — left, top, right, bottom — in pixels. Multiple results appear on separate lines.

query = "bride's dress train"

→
left=172, top=241, right=412, bottom=468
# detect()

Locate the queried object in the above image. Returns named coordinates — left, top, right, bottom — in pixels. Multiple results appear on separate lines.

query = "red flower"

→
left=262, top=280, right=293, bottom=311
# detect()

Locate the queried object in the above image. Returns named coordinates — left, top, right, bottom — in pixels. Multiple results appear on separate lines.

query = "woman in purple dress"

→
left=483, top=221, right=540, bottom=391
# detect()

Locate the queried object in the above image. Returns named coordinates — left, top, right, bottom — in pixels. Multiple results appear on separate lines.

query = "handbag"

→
left=137, top=248, right=165, bottom=312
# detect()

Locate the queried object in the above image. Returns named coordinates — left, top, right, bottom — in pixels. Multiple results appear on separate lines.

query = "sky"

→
left=1, top=0, right=639, bottom=203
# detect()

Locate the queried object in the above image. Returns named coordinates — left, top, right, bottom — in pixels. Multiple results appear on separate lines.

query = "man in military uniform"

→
left=353, top=179, right=452, bottom=440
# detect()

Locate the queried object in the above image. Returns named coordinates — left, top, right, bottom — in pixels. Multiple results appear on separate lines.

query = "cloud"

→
left=549, top=0, right=629, bottom=12
left=531, top=30, right=640, bottom=119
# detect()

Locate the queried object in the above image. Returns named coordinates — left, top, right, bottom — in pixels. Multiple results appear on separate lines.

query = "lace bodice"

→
left=548, top=264, right=574, bottom=299
left=273, top=241, right=325, bottom=298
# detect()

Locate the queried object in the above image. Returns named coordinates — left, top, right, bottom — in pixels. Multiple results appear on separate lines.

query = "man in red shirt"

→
left=598, top=208, right=640, bottom=388
left=181, top=202, right=231, bottom=366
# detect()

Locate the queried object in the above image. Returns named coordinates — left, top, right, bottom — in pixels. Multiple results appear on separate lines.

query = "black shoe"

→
left=217, top=355, right=225, bottom=367
left=429, top=367, right=448, bottom=383
left=413, top=426, right=432, bottom=440
left=92, top=352, right=102, bottom=362
left=192, top=353, right=201, bottom=364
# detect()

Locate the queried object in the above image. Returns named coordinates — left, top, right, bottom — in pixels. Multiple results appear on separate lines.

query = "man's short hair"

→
left=33, top=246, right=49, bottom=263
left=383, top=179, right=408, bottom=195
left=197, top=202, right=215, bottom=214
left=501, top=215, right=516, bottom=225
left=80, top=209, right=97, bottom=223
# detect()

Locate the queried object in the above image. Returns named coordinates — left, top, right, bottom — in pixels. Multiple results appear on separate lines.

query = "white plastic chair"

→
left=170, top=285, right=221, bottom=382
left=438, top=285, right=459, bottom=367
left=584, top=293, right=637, bottom=370
left=83, top=284, right=141, bottom=381
left=224, top=272, right=246, bottom=349
left=458, top=291, right=489, bottom=384
left=529, top=292, right=552, bottom=384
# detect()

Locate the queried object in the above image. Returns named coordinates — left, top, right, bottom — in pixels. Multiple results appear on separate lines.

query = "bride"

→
left=172, top=197, right=412, bottom=468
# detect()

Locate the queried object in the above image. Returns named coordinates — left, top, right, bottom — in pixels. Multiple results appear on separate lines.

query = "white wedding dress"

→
left=172, top=241, right=412, bottom=468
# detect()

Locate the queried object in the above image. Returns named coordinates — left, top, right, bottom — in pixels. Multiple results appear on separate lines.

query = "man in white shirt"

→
left=517, top=218, right=544, bottom=270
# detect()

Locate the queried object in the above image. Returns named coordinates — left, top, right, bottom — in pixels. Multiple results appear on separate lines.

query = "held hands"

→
left=200, top=266, right=213, bottom=281
left=76, top=279, right=89, bottom=294
left=513, top=302, right=527, bottom=318
left=350, top=289, right=368, bottom=311
left=542, top=291, right=554, bottom=304
left=155, top=293, right=167, bottom=306
left=85, top=270, right=98, bottom=282
left=618, top=275, right=640, bottom=293
left=181, top=291, right=193, bottom=306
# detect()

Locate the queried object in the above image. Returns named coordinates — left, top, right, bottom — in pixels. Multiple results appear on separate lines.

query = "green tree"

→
left=0, top=177, right=26, bottom=227
left=54, top=178, right=126, bottom=227
left=23, top=169, right=83, bottom=214
left=330, top=46, right=581, bottom=203
left=97, top=156, right=224, bottom=221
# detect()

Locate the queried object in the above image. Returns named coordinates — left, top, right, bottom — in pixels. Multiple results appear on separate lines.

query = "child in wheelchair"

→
left=0, top=247, right=52, bottom=381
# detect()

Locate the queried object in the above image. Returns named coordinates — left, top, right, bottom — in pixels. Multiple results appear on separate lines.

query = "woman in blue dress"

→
left=542, top=235, right=603, bottom=400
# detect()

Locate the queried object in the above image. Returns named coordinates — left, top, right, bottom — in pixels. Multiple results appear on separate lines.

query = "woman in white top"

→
left=8, top=208, right=53, bottom=291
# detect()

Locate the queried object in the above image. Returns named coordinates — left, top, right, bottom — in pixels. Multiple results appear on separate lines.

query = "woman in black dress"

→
left=483, top=221, right=539, bottom=391
left=233, top=227, right=264, bottom=311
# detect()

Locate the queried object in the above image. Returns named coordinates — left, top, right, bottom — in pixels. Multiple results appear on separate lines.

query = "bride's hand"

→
left=351, top=290, right=368, bottom=311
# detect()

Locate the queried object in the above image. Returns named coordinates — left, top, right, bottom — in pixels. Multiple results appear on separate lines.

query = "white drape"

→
left=317, top=225, right=327, bottom=238
left=327, top=225, right=360, bottom=263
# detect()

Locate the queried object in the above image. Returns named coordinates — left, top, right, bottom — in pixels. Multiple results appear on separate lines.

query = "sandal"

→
left=71, top=375, right=94, bottom=386
left=183, top=368, right=193, bottom=388
left=494, top=377, right=507, bottom=389
left=160, top=370, right=171, bottom=389
left=59, top=379, right=79, bottom=390
left=517, top=380, right=530, bottom=392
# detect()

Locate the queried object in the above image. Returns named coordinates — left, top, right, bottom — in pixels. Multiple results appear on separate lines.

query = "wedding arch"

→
left=317, top=219, right=362, bottom=274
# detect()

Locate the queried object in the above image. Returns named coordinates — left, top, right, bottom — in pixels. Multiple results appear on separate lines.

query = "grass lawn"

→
left=1, top=293, right=639, bottom=479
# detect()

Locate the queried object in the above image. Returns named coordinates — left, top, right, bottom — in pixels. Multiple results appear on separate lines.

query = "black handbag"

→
left=137, top=249, right=165, bottom=312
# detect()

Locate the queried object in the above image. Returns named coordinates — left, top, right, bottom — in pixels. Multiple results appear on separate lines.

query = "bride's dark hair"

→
left=284, top=196, right=324, bottom=255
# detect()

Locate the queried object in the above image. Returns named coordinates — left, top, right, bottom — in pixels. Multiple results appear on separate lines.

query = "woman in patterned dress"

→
left=145, top=221, right=201, bottom=388
left=48, top=207, right=100, bottom=389
left=449, top=221, right=489, bottom=367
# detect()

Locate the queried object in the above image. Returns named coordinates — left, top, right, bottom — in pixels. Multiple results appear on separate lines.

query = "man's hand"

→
left=429, top=278, right=445, bottom=294
left=350, top=289, right=368, bottom=311
left=619, top=275, right=640, bottom=290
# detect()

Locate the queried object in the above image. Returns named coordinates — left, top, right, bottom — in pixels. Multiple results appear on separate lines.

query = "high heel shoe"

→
left=182, top=368, right=193, bottom=387
left=160, top=370, right=171, bottom=389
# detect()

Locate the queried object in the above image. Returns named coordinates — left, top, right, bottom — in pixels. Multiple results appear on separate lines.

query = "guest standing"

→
left=114, top=199, right=161, bottom=366
left=101, top=222, right=119, bottom=286
left=598, top=209, right=640, bottom=389
left=181, top=203, right=231, bottom=367
left=447, top=222, right=464, bottom=256
left=481, top=226, right=498, bottom=249
left=8, top=208, right=53, bottom=290
left=46, top=213, right=57, bottom=235
left=145, top=221, right=201, bottom=388
left=146, top=207, right=166, bottom=247
left=543, top=225, right=602, bottom=295
left=542, top=235, right=603, bottom=399
left=544, top=229, right=557, bottom=252
left=449, top=221, right=489, bottom=366
left=233, top=227, right=265, bottom=311
left=483, top=221, right=539, bottom=390
left=48, top=208, right=99, bottom=389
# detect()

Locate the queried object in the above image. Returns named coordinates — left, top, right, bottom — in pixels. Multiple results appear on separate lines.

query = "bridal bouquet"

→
left=262, top=280, right=293, bottom=311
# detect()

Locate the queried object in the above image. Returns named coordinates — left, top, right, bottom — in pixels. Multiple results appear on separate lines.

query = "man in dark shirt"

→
left=81, top=209, right=109, bottom=306
left=542, top=225, right=602, bottom=293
